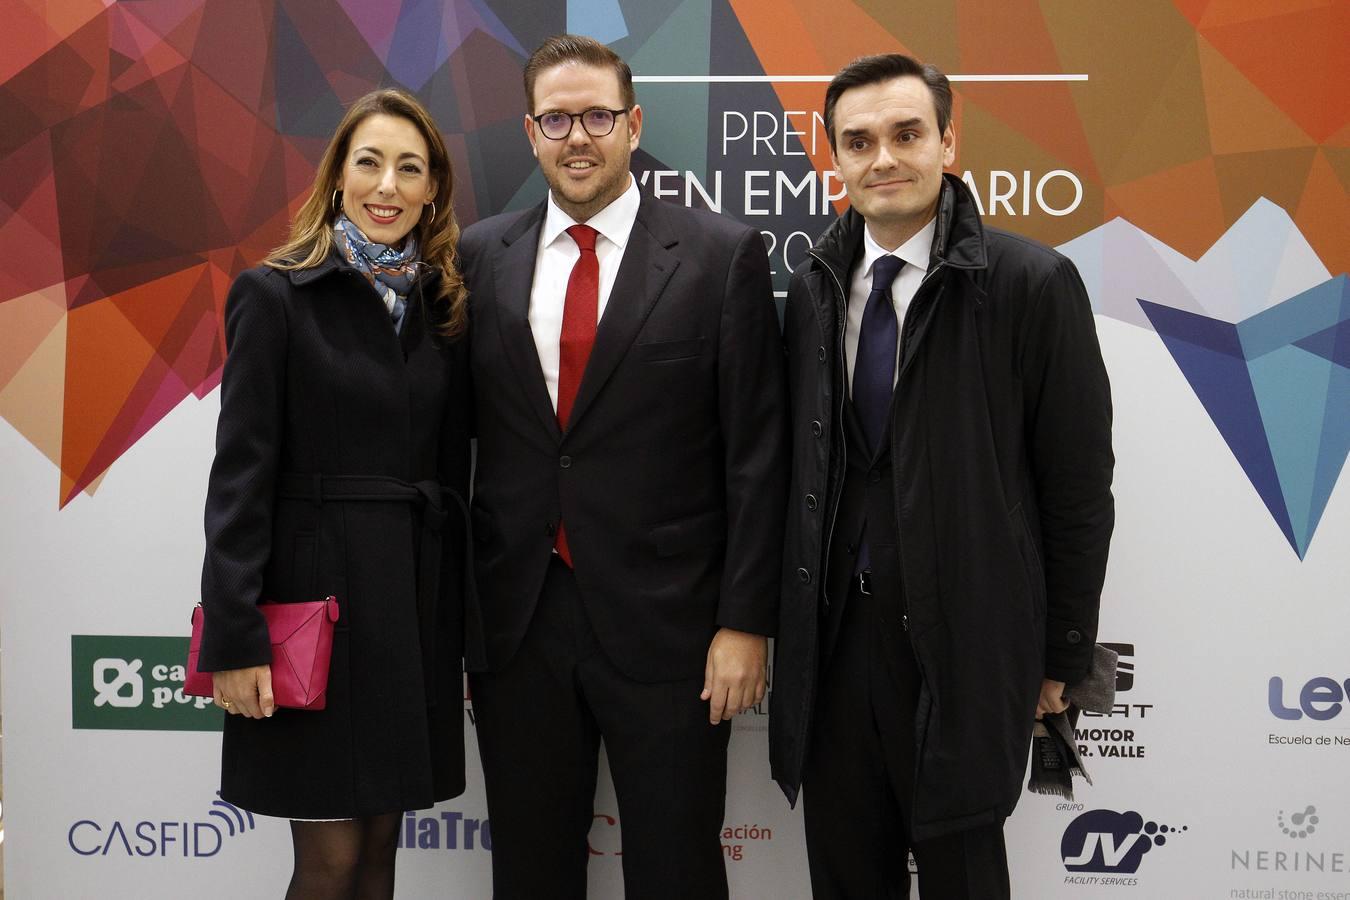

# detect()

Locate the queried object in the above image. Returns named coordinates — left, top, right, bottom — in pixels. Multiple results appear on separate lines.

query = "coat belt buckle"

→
left=855, top=571, right=873, bottom=596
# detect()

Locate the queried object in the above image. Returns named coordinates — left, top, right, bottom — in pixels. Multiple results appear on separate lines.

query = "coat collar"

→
left=283, top=245, right=445, bottom=292
left=808, top=172, right=989, bottom=288
left=282, top=247, right=444, bottom=357
left=490, top=190, right=682, bottom=440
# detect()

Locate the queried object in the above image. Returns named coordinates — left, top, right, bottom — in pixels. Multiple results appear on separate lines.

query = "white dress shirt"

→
left=843, top=217, right=937, bottom=393
left=529, top=177, right=641, bottom=413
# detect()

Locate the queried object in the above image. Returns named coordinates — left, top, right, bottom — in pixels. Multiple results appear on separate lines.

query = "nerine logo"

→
left=1232, top=806, right=1346, bottom=873
left=1060, top=200, right=1349, bottom=559
left=1061, top=810, right=1185, bottom=874
left=71, top=635, right=221, bottom=731
left=68, top=795, right=255, bottom=858
left=1279, top=806, right=1318, bottom=839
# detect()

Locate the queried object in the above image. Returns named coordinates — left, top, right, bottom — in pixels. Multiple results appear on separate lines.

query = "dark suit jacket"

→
left=461, top=191, right=788, bottom=682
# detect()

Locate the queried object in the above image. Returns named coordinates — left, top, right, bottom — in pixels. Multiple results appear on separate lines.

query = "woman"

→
left=197, top=88, right=470, bottom=898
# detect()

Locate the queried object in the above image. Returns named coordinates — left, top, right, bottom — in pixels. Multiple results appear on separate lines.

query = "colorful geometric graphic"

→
left=1062, top=200, right=1349, bottom=558
left=1141, top=278, right=1349, bottom=560
left=0, top=0, right=1346, bottom=512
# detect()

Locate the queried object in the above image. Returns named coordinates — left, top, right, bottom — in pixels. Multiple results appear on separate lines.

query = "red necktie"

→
left=554, top=224, right=599, bottom=565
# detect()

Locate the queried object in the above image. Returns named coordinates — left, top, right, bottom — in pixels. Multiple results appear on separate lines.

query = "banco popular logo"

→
left=69, top=795, right=255, bottom=858
left=71, top=635, right=221, bottom=731
left=1061, top=810, right=1186, bottom=874
left=1060, top=200, right=1349, bottom=560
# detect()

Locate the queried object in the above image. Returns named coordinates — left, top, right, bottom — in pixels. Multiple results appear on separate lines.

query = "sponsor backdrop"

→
left=1, top=1, right=1346, bottom=898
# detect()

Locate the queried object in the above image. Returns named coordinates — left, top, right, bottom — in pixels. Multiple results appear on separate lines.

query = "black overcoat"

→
left=770, top=175, right=1115, bottom=839
left=199, top=254, right=470, bottom=819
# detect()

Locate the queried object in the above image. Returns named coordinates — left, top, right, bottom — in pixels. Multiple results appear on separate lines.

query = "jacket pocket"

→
left=635, top=337, right=704, bottom=362
left=650, top=509, right=726, bottom=557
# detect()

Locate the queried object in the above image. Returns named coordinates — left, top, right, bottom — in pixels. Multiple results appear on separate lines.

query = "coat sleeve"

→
left=715, top=226, right=790, bottom=636
left=198, top=268, right=287, bottom=671
left=1021, top=255, right=1115, bottom=683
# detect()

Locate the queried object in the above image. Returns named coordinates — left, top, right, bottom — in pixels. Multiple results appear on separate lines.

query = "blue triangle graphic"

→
left=1140, top=275, right=1350, bottom=559
left=1141, top=301, right=1296, bottom=553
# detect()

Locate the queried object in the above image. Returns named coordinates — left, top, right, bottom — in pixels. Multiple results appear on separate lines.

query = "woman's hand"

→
left=213, top=665, right=275, bottom=719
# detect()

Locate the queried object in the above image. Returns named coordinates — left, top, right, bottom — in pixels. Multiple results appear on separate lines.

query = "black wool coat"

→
left=770, top=175, right=1115, bottom=839
left=199, top=253, right=470, bottom=819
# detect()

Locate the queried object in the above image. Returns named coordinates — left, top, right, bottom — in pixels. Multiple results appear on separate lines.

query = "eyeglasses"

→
left=532, top=108, right=630, bottom=141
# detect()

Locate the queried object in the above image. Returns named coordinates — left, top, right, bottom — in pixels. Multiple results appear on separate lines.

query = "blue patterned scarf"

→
left=332, top=213, right=420, bottom=330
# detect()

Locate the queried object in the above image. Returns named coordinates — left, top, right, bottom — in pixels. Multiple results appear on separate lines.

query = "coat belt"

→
left=276, top=473, right=472, bottom=707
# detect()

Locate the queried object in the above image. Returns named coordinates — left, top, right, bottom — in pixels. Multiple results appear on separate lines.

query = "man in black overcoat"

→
left=458, top=34, right=788, bottom=900
left=769, top=54, right=1115, bottom=898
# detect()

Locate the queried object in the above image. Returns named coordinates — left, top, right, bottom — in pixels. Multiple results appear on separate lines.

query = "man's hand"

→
left=700, top=628, right=767, bottom=724
left=1035, top=678, right=1068, bottom=720
left=213, top=665, right=275, bottom=719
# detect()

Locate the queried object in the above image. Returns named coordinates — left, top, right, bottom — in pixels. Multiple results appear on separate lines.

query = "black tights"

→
left=285, top=813, right=401, bottom=900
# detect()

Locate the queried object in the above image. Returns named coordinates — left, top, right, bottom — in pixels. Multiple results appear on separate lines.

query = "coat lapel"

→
left=565, top=194, right=679, bottom=433
left=491, top=203, right=562, bottom=440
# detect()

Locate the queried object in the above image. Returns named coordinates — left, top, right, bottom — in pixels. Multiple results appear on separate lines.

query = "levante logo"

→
left=1061, top=200, right=1349, bottom=560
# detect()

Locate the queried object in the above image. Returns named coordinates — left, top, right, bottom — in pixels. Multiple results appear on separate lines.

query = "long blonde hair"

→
left=264, top=89, right=467, bottom=336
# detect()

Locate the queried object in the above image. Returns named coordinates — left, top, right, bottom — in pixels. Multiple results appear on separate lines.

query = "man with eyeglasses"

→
left=458, top=33, right=788, bottom=900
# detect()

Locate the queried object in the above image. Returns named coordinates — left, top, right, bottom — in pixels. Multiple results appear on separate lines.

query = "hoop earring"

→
left=425, top=201, right=436, bottom=224
left=331, top=189, right=341, bottom=214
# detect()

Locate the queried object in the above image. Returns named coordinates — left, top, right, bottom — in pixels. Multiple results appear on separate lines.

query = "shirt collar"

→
left=542, top=176, right=640, bottom=250
left=860, top=217, right=936, bottom=281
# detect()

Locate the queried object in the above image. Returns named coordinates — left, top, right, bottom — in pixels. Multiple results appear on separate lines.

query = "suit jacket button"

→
left=796, top=567, right=811, bottom=584
left=545, top=522, right=556, bottom=537
left=867, top=469, right=881, bottom=484
left=805, top=493, right=817, bottom=511
left=559, top=455, right=572, bottom=468
left=1066, top=629, right=1083, bottom=644
left=811, top=420, right=823, bottom=437
left=817, top=346, right=826, bottom=363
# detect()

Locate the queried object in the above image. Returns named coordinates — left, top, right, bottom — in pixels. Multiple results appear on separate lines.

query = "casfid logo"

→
left=1060, top=809, right=1186, bottom=885
left=69, top=795, right=255, bottom=858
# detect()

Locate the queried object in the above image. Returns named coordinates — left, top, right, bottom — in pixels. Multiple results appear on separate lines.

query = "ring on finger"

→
left=221, top=698, right=232, bottom=709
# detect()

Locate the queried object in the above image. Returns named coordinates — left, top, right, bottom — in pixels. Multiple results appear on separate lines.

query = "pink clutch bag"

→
left=186, top=597, right=340, bottom=711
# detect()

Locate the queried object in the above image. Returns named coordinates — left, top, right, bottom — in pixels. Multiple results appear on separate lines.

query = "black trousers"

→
left=803, top=580, right=1011, bottom=900
left=469, top=556, right=731, bottom=900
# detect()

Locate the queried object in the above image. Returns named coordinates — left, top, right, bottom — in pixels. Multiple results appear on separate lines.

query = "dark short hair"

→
left=824, top=54, right=953, bottom=150
left=523, top=34, right=635, bottom=113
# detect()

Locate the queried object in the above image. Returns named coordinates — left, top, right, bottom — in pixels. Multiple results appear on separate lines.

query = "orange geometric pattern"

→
left=1, top=0, right=1346, bottom=508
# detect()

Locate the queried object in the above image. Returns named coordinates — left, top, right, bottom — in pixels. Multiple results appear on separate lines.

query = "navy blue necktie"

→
left=853, top=255, right=902, bottom=576
left=853, top=255, right=903, bottom=454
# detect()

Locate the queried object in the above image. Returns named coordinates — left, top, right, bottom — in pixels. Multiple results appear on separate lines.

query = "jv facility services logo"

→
left=1060, top=809, right=1187, bottom=888
left=71, top=635, right=221, bottom=731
